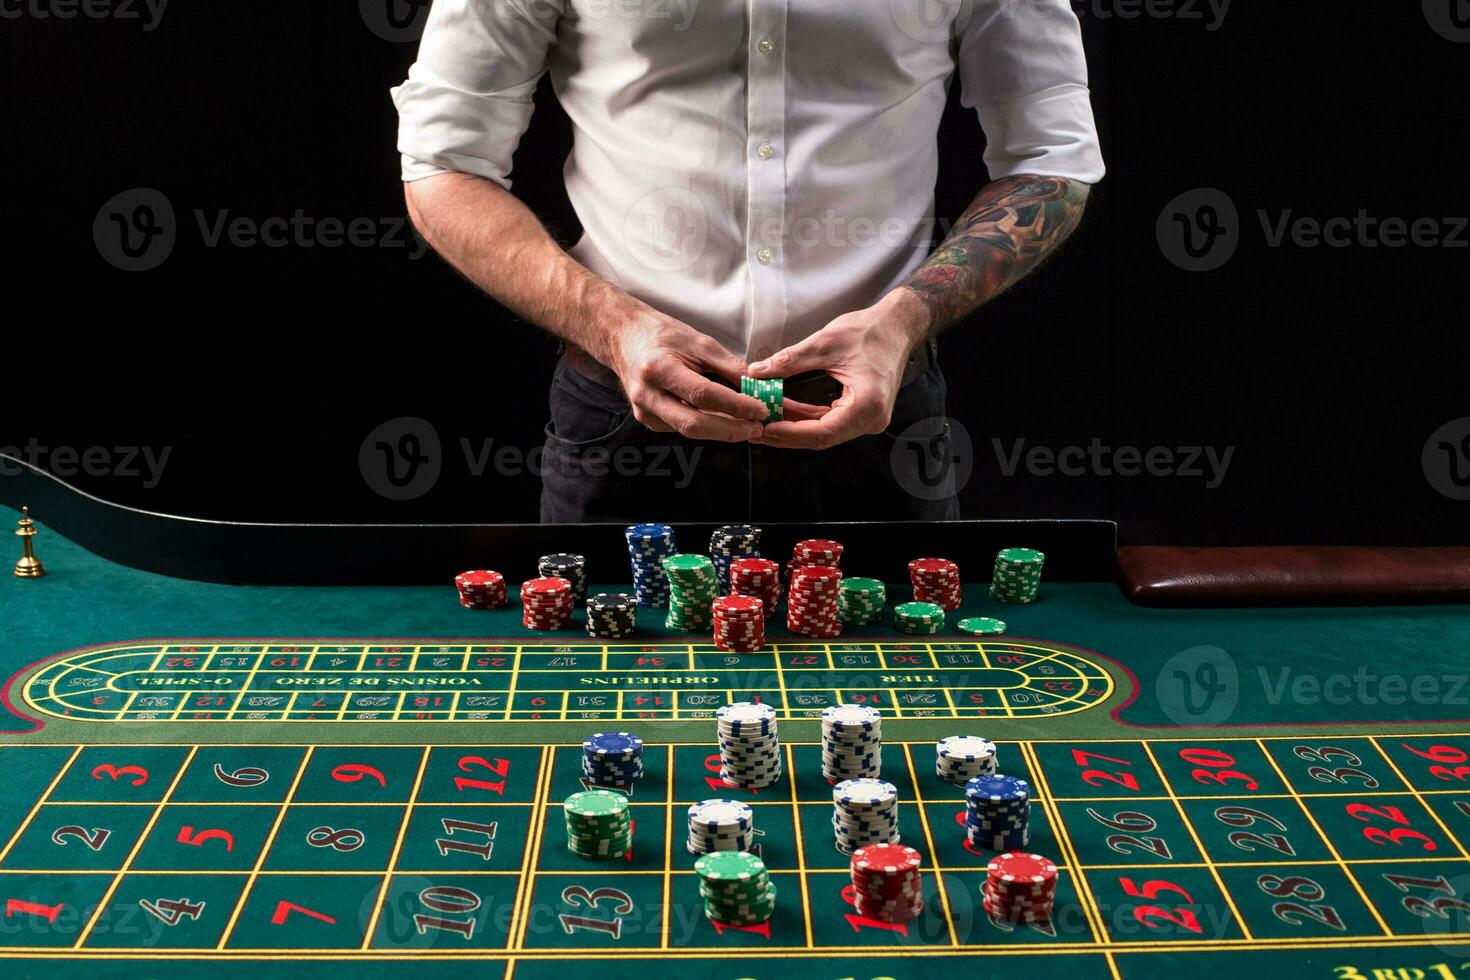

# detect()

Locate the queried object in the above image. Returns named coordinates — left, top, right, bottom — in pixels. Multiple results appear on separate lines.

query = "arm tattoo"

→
left=900, top=174, right=1090, bottom=332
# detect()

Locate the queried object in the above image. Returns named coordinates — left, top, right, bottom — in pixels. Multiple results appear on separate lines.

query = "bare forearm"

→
left=898, top=174, right=1091, bottom=333
left=404, top=173, right=643, bottom=365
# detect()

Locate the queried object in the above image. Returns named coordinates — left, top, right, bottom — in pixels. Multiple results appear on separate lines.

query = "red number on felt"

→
left=331, top=764, right=387, bottom=787
left=1180, top=747, right=1260, bottom=790
left=1118, top=877, right=1203, bottom=934
left=177, top=825, right=235, bottom=851
left=92, top=764, right=149, bottom=787
left=840, top=883, right=909, bottom=936
left=1400, top=743, right=1468, bottom=764
left=5, top=899, right=63, bottom=923
left=1070, top=749, right=1143, bottom=792
left=453, top=756, right=509, bottom=794
left=271, top=901, right=335, bottom=925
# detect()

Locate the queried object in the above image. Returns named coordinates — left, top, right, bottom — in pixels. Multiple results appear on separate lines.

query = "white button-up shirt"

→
left=394, top=0, right=1104, bottom=360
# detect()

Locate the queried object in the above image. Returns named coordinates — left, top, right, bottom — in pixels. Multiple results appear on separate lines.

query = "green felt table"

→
left=2, top=505, right=1469, bottom=979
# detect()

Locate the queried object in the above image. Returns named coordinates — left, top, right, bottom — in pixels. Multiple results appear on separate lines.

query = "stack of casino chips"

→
left=709, top=524, right=761, bottom=594
left=790, top=538, right=843, bottom=571
left=832, top=778, right=900, bottom=854
left=717, top=702, right=782, bottom=788
left=563, top=789, right=633, bottom=859
left=539, top=553, right=587, bottom=606
left=984, top=851, right=1058, bottom=923
left=740, top=375, right=784, bottom=424
left=991, top=547, right=1045, bottom=604
left=454, top=570, right=507, bottom=609
left=787, top=565, right=842, bottom=638
left=663, top=554, right=719, bottom=631
left=893, top=601, right=945, bottom=635
left=908, top=557, right=962, bottom=611
left=582, top=731, right=644, bottom=791
left=730, top=557, right=781, bottom=619
left=821, top=704, right=883, bottom=781
left=712, top=595, right=765, bottom=652
left=521, top=576, right=573, bottom=630
left=586, top=592, right=638, bottom=638
left=625, top=523, right=676, bottom=608
left=686, top=799, right=755, bottom=854
left=850, top=843, right=925, bottom=923
left=935, top=735, right=998, bottom=784
left=964, top=774, right=1031, bottom=851
left=696, top=850, right=777, bottom=925
left=837, top=577, right=886, bottom=625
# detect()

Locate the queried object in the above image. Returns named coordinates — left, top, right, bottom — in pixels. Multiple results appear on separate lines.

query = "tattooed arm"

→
left=899, top=174, right=1091, bottom=333
left=748, top=173, right=1092, bottom=451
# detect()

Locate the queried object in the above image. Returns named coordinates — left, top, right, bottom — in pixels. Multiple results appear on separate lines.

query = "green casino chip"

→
left=958, top=617, right=1007, bottom=636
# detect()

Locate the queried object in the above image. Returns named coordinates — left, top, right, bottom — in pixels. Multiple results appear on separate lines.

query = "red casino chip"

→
left=786, top=565, right=842, bottom=638
left=521, top=576, right=573, bottom=630
left=456, top=569, right=508, bottom=609
left=730, top=557, right=782, bottom=618
left=790, top=538, right=844, bottom=571
left=849, top=843, right=924, bottom=922
left=908, top=557, right=961, bottom=612
left=713, top=594, right=766, bottom=651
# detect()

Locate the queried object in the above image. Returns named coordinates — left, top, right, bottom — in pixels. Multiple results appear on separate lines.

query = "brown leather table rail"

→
left=1116, top=545, right=1470, bottom=607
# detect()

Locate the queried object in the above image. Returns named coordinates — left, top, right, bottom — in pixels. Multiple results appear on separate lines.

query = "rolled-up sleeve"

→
left=391, top=0, right=564, bottom=187
left=956, top=0, right=1105, bottom=184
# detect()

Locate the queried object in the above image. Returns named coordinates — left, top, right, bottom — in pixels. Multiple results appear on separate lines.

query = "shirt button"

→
left=756, top=248, right=774, bottom=265
left=757, top=143, right=776, bottom=160
left=757, top=38, right=775, bottom=54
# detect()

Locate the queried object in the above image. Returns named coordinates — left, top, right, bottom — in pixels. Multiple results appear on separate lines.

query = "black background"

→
left=2, top=1, right=1466, bottom=544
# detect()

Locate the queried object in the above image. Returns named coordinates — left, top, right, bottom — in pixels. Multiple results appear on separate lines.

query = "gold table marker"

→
left=14, top=506, right=45, bottom=578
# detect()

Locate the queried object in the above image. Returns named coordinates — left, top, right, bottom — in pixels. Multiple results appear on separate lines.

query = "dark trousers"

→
left=538, top=355, right=962, bottom=524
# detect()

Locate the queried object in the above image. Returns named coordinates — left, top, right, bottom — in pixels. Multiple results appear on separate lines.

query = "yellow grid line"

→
left=509, top=745, right=556, bottom=951
left=214, top=747, right=314, bottom=949
left=1138, top=741, right=1254, bottom=941
left=74, top=745, right=199, bottom=948
left=783, top=742, right=814, bottom=948
left=0, top=744, right=83, bottom=864
left=1020, top=739, right=1106, bottom=945
left=1367, top=735, right=1470, bottom=861
left=1253, top=736, right=1392, bottom=936
left=901, top=742, right=958, bottom=947
left=358, top=744, right=432, bottom=947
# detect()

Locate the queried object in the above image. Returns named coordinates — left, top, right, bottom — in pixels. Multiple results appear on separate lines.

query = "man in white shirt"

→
left=394, top=0, right=1104, bottom=522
